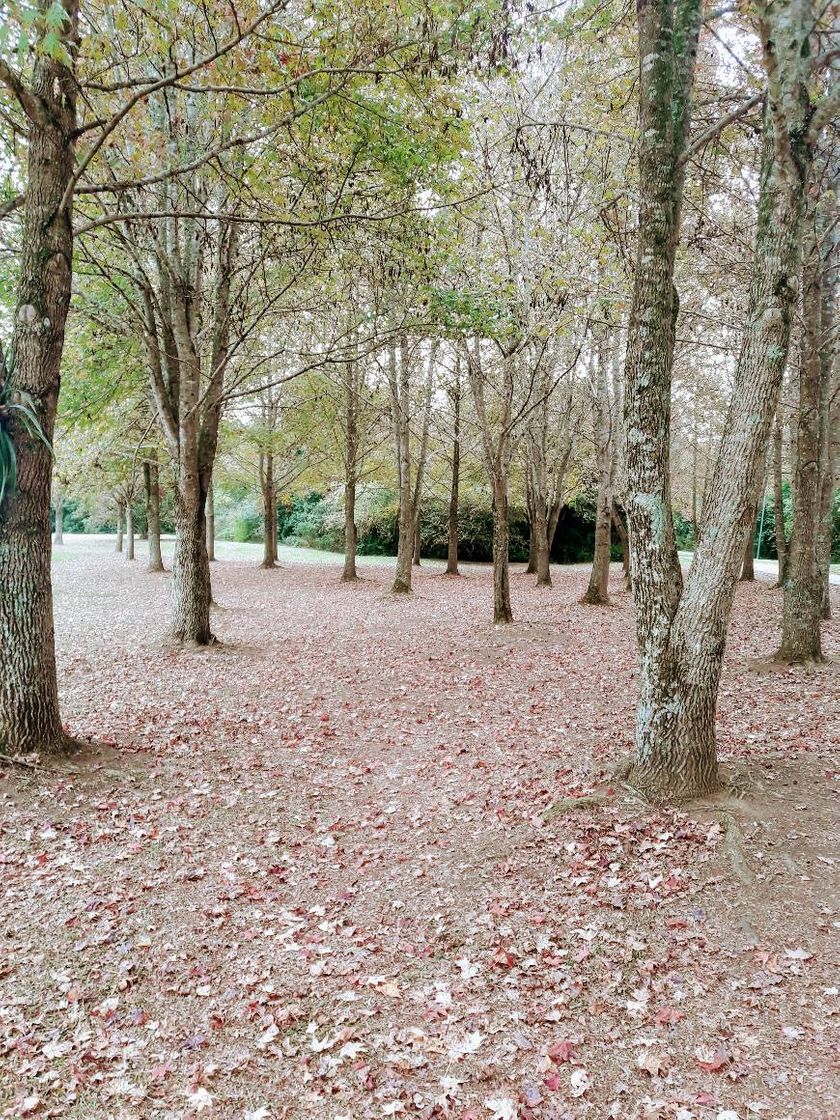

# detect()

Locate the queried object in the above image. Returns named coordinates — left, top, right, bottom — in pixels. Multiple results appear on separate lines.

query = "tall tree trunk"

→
left=116, top=501, right=125, bottom=552
left=260, top=452, right=277, bottom=569
left=342, top=362, right=359, bottom=581
left=53, top=485, right=64, bottom=546
left=206, top=477, right=215, bottom=562
left=612, top=503, right=631, bottom=588
left=412, top=501, right=422, bottom=566
left=492, top=482, right=513, bottom=624
left=125, top=502, right=135, bottom=561
left=623, top=0, right=813, bottom=802
left=740, top=513, right=755, bottom=581
left=524, top=473, right=537, bottom=576
left=146, top=455, right=164, bottom=572
left=171, top=487, right=213, bottom=644
left=582, top=334, right=613, bottom=604
left=0, top=2, right=78, bottom=756
left=776, top=219, right=826, bottom=662
left=446, top=367, right=460, bottom=576
left=816, top=155, right=839, bottom=622
left=343, top=479, right=357, bottom=581
left=391, top=338, right=413, bottom=594
left=533, top=492, right=551, bottom=587
left=772, top=407, right=786, bottom=585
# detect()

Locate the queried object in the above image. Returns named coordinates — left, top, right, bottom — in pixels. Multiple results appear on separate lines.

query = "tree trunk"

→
left=125, top=503, right=135, bottom=561
left=740, top=515, right=755, bottom=581
left=816, top=156, right=839, bottom=622
left=623, top=0, right=812, bottom=803
left=776, top=219, right=826, bottom=662
left=0, top=5, right=78, bottom=756
left=524, top=473, right=537, bottom=575
left=412, top=501, right=422, bottom=566
left=772, top=407, right=786, bottom=585
left=342, top=362, right=359, bottom=581
left=116, top=501, right=125, bottom=552
left=492, top=482, right=513, bottom=624
left=343, top=479, right=357, bottom=581
left=53, top=486, right=64, bottom=546
left=171, top=488, right=213, bottom=644
left=612, top=503, right=631, bottom=589
left=582, top=338, right=613, bottom=604
left=446, top=374, right=460, bottom=576
left=391, top=338, right=413, bottom=594
left=206, top=477, right=215, bottom=561
left=533, top=495, right=551, bottom=587
left=146, top=455, right=164, bottom=572
left=261, top=452, right=277, bottom=568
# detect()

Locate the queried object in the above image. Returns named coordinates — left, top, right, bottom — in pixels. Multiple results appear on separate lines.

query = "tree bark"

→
left=776, top=216, right=827, bottom=662
left=171, top=491, right=213, bottom=644
left=772, top=407, right=786, bottom=585
left=53, top=485, right=64, bottom=546
left=446, top=360, right=461, bottom=576
left=116, top=500, right=125, bottom=552
left=391, top=337, right=413, bottom=593
left=623, top=0, right=813, bottom=802
left=261, top=452, right=277, bottom=568
left=206, top=476, right=215, bottom=562
left=0, top=1, right=79, bottom=756
left=612, top=503, right=631, bottom=588
left=582, top=333, right=613, bottom=604
left=492, top=482, right=513, bottom=624
left=342, top=361, right=359, bottom=581
left=146, top=455, right=164, bottom=572
left=412, top=502, right=422, bottom=566
left=740, top=514, right=755, bottom=581
left=125, top=502, right=135, bottom=561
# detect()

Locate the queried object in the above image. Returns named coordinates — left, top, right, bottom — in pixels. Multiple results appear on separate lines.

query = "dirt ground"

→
left=1, top=539, right=837, bottom=1120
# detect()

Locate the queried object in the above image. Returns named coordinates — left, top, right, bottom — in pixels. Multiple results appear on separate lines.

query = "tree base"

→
left=536, top=575, right=552, bottom=588
left=392, top=580, right=412, bottom=594
left=260, top=560, right=278, bottom=570
left=623, top=757, right=721, bottom=806
left=580, top=587, right=609, bottom=605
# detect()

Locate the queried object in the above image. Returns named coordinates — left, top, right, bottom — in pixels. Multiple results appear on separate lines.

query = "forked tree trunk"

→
left=146, top=456, right=164, bottom=572
left=206, top=477, right=215, bottom=562
left=623, top=0, right=813, bottom=802
left=53, top=486, right=64, bottom=545
left=171, top=490, right=213, bottom=644
left=772, top=408, right=786, bottom=585
left=776, top=222, right=826, bottom=662
left=116, top=501, right=125, bottom=552
left=0, top=4, right=78, bottom=756
left=125, top=503, right=135, bottom=561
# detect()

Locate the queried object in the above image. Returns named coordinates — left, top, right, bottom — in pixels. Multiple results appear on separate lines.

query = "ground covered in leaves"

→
left=1, top=539, right=838, bottom=1120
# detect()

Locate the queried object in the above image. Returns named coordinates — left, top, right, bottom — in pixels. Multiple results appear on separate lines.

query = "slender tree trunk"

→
left=772, top=407, right=786, bottom=585
left=776, top=220, right=826, bottom=662
left=342, top=363, right=359, bottom=582
left=740, top=514, right=755, bottom=581
left=524, top=474, right=537, bottom=576
left=583, top=332, right=614, bottom=604
left=53, top=486, right=64, bottom=546
left=492, top=481, right=513, bottom=624
left=171, top=487, right=213, bottom=644
left=623, top=0, right=813, bottom=802
left=116, top=501, right=125, bottom=552
left=446, top=373, right=460, bottom=576
left=125, top=503, right=135, bottom=561
left=206, top=477, right=215, bottom=561
left=391, top=338, right=413, bottom=594
left=816, top=157, right=839, bottom=622
left=0, top=4, right=78, bottom=756
left=533, top=496, right=551, bottom=587
left=146, top=455, right=164, bottom=572
left=343, top=479, right=357, bottom=581
left=261, top=452, right=277, bottom=568
left=412, top=501, right=422, bottom=566
left=612, top=503, right=631, bottom=588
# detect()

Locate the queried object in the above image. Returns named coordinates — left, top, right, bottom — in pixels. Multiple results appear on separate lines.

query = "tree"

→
left=622, top=0, right=828, bottom=802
